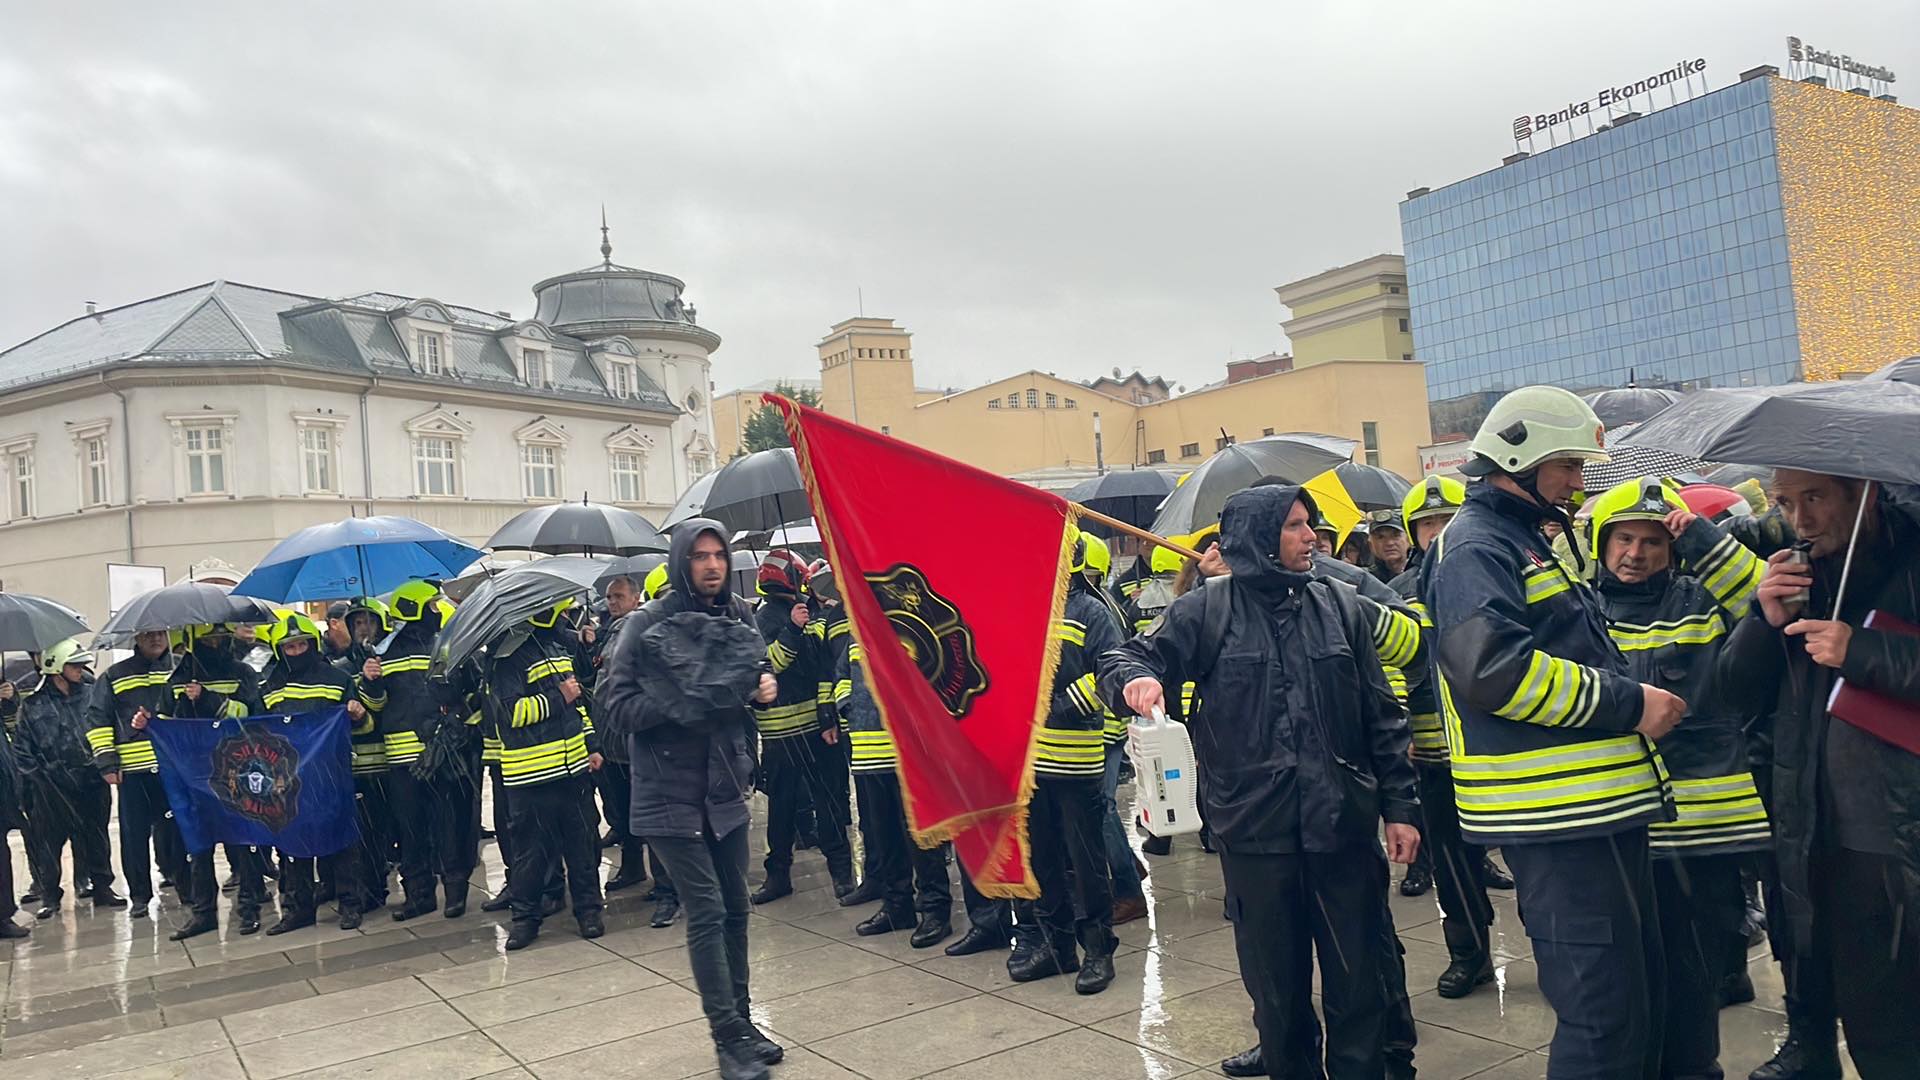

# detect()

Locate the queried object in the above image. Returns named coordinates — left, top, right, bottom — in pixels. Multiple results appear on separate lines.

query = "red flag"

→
left=770, top=395, right=1075, bottom=899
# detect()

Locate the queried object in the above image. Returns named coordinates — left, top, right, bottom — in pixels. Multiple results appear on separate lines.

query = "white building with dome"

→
left=0, top=225, right=722, bottom=623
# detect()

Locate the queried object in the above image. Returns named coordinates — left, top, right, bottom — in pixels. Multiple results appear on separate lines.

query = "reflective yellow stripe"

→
left=1523, top=566, right=1573, bottom=605
left=1692, top=533, right=1762, bottom=613
left=1650, top=774, right=1770, bottom=849
left=1608, top=614, right=1727, bottom=652
left=527, top=657, right=573, bottom=683
left=828, top=620, right=851, bottom=639
left=384, top=731, right=425, bottom=763
left=481, top=735, right=504, bottom=763
left=262, top=684, right=346, bottom=710
left=1054, top=620, right=1087, bottom=646
left=498, top=732, right=591, bottom=785
left=1449, top=734, right=1651, bottom=779
left=86, top=726, right=115, bottom=752
left=1495, top=651, right=1602, bottom=728
left=767, top=638, right=797, bottom=672
left=1386, top=666, right=1409, bottom=702
left=511, top=694, right=549, bottom=728
left=112, top=672, right=171, bottom=694
left=1410, top=712, right=1450, bottom=761
left=1372, top=607, right=1419, bottom=669
left=380, top=656, right=431, bottom=674
left=849, top=729, right=897, bottom=770
left=1035, top=728, right=1106, bottom=774
left=117, top=741, right=158, bottom=771
left=1065, top=671, right=1100, bottom=715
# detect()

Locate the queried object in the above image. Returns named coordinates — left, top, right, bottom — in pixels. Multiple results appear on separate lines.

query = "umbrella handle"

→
left=1070, top=504, right=1203, bottom=561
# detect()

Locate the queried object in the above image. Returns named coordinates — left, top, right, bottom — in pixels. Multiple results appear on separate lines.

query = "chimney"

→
left=85, top=301, right=98, bottom=317
left=1740, top=65, right=1779, bottom=82
left=1502, top=151, right=1531, bottom=165
left=1801, top=75, right=1828, bottom=86
left=1876, top=94, right=1899, bottom=103
left=1405, top=186, right=1431, bottom=200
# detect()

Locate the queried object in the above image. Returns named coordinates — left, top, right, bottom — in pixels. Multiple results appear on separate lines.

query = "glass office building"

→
left=1401, top=71, right=1920, bottom=439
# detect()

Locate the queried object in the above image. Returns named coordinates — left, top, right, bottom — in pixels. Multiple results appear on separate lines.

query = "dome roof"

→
left=530, top=219, right=720, bottom=351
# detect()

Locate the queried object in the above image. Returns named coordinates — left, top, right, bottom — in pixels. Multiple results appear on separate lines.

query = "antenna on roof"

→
left=858, top=288, right=864, bottom=317
left=599, top=205, right=613, bottom=268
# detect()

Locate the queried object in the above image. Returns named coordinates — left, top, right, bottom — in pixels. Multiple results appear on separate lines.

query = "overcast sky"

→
left=2, top=2, right=1912, bottom=394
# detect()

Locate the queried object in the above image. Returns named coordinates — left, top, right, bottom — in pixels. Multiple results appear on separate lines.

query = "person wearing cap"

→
left=322, top=600, right=353, bottom=663
left=16, top=639, right=122, bottom=919
left=1367, top=508, right=1412, bottom=586
left=749, top=549, right=854, bottom=904
left=1586, top=476, right=1768, bottom=1078
left=1426, top=386, right=1684, bottom=1076
left=1338, top=520, right=1373, bottom=568
left=89, top=627, right=190, bottom=918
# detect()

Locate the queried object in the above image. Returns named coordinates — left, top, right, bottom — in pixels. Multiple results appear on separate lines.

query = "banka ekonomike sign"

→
left=1787, top=37, right=1896, bottom=84
left=1512, top=57, right=1707, bottom=141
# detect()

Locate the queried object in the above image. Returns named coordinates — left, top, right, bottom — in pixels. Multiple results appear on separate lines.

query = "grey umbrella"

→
left=1582, top=386, right=1683, bottom=428
left=1148, top=434, right=1357, bottom=537
left=1619, top=380, right=1920, bottom=486
left=94, top=582, right=277, bottom=648
left=1331, top=462, right=1412, bottom=511
left=0, top=593, right=91, bottom=652
left=485, top=498, right=668, bottom=556
left=430, top=556, right=607, bottom=678
left=1583, top=422, right=1714, bottom=492
left=1063, top=470, right=1180, bottom=534
left=594, top=553, right=667, bottom=597
left=661, top=448, right=810, bottom=534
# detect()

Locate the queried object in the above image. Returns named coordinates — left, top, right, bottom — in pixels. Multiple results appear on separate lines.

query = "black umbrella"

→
left=1619, top=380, right=1920, bottom=486
left=95, top=582, right=277, bottom=648
left=431, top=556, right=608, bottom=678
left=730, top=548, right=761, bottom=600
left=1703, top=462, right=1774, bottom=489
left=1583, top=422, right=1714, bottom=492
left=595, top=553, right=666, bottom=597
left=1331, top=462, right=1412, bottom=511
left=485, top=498, right=668, bottom=556
left=1063, top=470, right=1180, bottom=533
left=1862, top=356, right=1920, bottom=385
left=0, top=593, right=91, bottom=652
left=1582, top=385, right=1683, bottom=427
left=661, top=449, right=810, bottom=534
left=1148, top=434, right=1356, bottom=538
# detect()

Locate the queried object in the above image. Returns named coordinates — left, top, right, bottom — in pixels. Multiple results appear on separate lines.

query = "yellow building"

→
left=1275, top=254, right=1415, bottom=368
left=715, top=309, right=1433, bottom=480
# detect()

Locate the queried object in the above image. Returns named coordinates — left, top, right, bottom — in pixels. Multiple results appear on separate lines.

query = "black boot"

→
left=599, top=829, right=619, bottom=849
left=1479, top=851, right=1515, bottom=890
left=481, top=891, right=512, bottom=913
left=605, top=864, right=648, bottom=892
left=1221, top=1044, right=1265, bottom=1078
left=910, top=912, right=953, bottom=949
left=831, top=870, right=857, bottom=900
left=1139, top=833, right=1172, bottom=857
left=651, top=894, right=681, bottom=928
left=1438, top=920, right=1494, bottom=998
left=442, top=881, right=469, bottom=919
left=578, top=910, right=605, bottom=940
left=338, top=907, right=363, bottom=931
left=945, top=924, right=1009, bottom=956
left=856, top=907, right=915, bottom=936
left=1398, top=862, right=1432, bottom=897
left=236, top=907, right=262, bottom=936
left=505, top=919, right=539, bottom=951
left=540, top=893, right=566, bottom=918
left=739, top=1019, right=784, bottom=1065
left=1749, top=1033, right=1842, bottom=1080
left=0, top=919, right=28, bottom=939
left=266, top=906, right=316, bottom=936
left=91, top=888, right=127, bottom=908
left=1074, top=937, right=1116, bottom=995
left=34, top=901, right=59, bottom=920
left=170, top=914, right=218, bottom=941
left=391, top=895, right=437, bottom=922
left=749, top=874, right=792, bottom=905
left=1007, top=936, right=1078, bottom=983
left=837, top=877, right=883, bottom=907
left=714, top=1020, right=773, bottom=1080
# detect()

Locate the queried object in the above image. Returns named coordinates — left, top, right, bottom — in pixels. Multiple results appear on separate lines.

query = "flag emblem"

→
left=209, top=726, right=302, bottom=831
left=865, top=563, right=989, bottom=719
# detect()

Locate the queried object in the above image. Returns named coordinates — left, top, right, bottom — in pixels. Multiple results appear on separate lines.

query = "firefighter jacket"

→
left=1389, top=565, right=1448, bottom=765
left=1036, top=584, right=1122, bottom=779
left=754, top=597, right=821, bottom=744
left=815, top=605, right=852, bottom=734
left=1427, top=483, right=1671, bottom=846
left=16, top=676, right=99, bottom=789
left=87, top=651, right=173, bottom=775
left=167, top=646, right=261, bottom=720
left=1100, top=485, right=1418, bottom=853
left=842, top=634, right=895, bottom=776
left=1120, top=573, right=1178, bottom=635
left=371, top=616, right=441, bottom=767
left=331, top=646, right=389, bottom=776
left=1312, top=552, right=1424, bottom=712
left=488, top=626, right=600, bottom=788
left=1594, top=517, right=1767, bottom=856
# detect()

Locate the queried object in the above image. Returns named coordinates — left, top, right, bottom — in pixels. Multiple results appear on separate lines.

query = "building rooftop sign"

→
left=1787, top=37, right=1896, bottom=87
left=1512, top=57, right=1709, bottom=146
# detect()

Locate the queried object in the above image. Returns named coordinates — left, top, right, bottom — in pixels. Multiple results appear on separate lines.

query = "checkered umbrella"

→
left=1583, top=423, right=1713, bottom=492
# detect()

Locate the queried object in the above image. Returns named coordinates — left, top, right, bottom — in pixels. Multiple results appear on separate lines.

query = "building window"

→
left=1402, top=353, right=1413, bottom=362
left=1147, top=449, right=1166, bottom=464
left=1045, top=393, right=1057, bottom=409
left=1389, top=285, right=1402, bottom=294
left=521, top=443, right=559, bottom=500
left=82, top=436, right=110, bottom=507
left=685, top=391, right=703, bottom=414
left=301, top=425, right=335, bottom=494
left=880, top=426, right=891, bottom=436
left=1063, top=398, right=1077, bottom=409
left=414, top=436, right=459, bottom=496
left=183, top=425, right=228, bottom=495
left=1007, top=394, right=1020, bottom=409
left=1025, top=390, right=1039, bottom=409
left=11, top=451, right=33, bottom=518
left=1180, top=442, right=1200, bottom=459
left=1362, top=421, right=1381, bottom=467
left=690, top=454, right=713, bottom=477
left=610, top=450, right=645, bottom=503
left=524, top=349, right=549, bottom=387
left=1262, top=427, right=1276, bottom=437
left=417, top=331, right=446, bottom=375
left=609, top=362, right=634, bottom=399
left=987, top=398, right=1001, bottom=410
left=1397, top=318, right=1410, bottom=333
left=1215, top=434, right=1236, bottom=451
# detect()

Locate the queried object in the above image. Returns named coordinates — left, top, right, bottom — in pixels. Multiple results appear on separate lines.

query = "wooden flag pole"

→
left=1070, top=504, right=1204, bottom=562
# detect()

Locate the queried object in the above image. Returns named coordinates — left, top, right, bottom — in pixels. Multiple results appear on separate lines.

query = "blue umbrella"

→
left=232, top=515, right=484, bottom=602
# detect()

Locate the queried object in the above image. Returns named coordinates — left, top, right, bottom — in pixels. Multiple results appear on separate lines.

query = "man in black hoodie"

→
left=599, top=519, right=783, bottom=1080
left=1103, top=485, right=1421, bottom=1080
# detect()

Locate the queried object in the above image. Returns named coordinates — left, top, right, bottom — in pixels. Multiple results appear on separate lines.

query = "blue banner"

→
left=149, top=707, right=358, bottom=858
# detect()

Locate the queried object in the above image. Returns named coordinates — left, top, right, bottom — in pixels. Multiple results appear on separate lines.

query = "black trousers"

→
left=652, top=824, right=753, bottom=1036
left=1, top=827, right=18, bottom=921
left=388, top=767, right=479, bottom=903
left=506, top=775, right=603, bottom=925
left=854, top=772, right=951, bottom=916
left=353, top=774, right=390, bottom=909
left=1503, top=828, right=1664, bottom=1080
left=595, top=759, right=649, bottom=872
left=188, top=843, right=265, bottom=920
left=1018, top=774, right=1115, bottom=955
left=761, top=734, right=851, bottom=878
left=1651, top=854, right=1744, bottom=1080
left=959, top=861, right=1011, bottom=941
left=117, top=771, right=188, bottom=905
left=1417, top=764, right=1495, bottom=962
left=1813, top=848, right=1920, bottom=1079
left=25, top=778, right=114, bottom=902
left=1220, top=846, right=1391, bottom=1080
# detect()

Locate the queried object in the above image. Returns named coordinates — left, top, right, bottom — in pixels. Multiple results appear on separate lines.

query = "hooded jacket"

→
left=1426, top=482, right=1670, bottom=846
left=598, top=519, right=763, bottom=840
left=1719, top=495, right=1920, bottom=955
left=166, top=640, right=262, bottom=720
left=1100, top=485, right=1418, bottom=854
left=1035, top=577, right=1124, bottom=779
left=1594, top=515, right=1768, bottom=856
left=17, top=674, right=100, bottom=789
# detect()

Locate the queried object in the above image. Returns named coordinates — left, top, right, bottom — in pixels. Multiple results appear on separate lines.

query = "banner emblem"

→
left=209, top=726, right=302, bottom=831
left=865, top=563, right=989, bottom=718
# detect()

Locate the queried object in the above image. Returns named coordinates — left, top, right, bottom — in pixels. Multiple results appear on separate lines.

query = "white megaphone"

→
left=1125, top=705, right=1201, bottom=838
